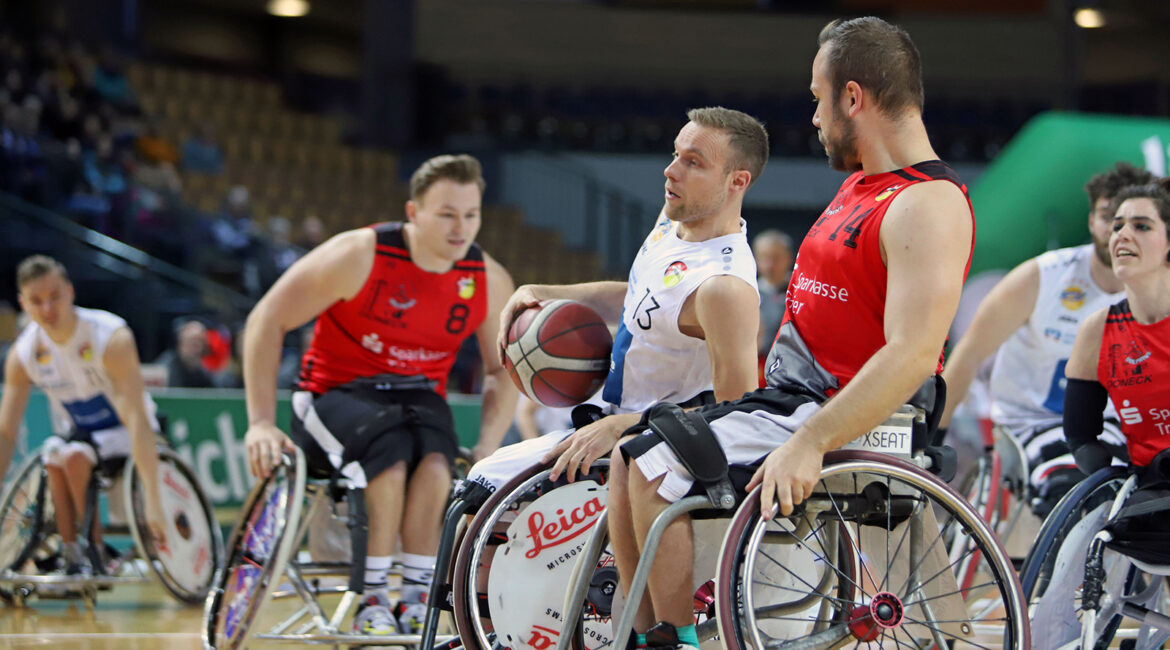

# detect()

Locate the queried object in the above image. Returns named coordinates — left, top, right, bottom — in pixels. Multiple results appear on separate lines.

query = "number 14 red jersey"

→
left=779, top=160, right=973, bottom=392
left=299, top=222, right=488, bottom=396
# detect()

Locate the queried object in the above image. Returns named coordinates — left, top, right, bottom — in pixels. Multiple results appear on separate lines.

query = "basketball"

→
left=504, top=300, right=613, bottom=408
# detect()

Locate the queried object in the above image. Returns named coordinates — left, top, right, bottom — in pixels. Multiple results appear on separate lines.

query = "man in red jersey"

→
left=241, top=154, right=517, bottom=636
left=605, top=18, right=975, bottom=649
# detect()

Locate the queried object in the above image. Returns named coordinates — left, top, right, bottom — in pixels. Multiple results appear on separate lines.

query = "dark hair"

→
left=16, top=255, right=70, bottom=289
left=409, top=154, right=486, bottom=201
left=1109, top=178, right=1170, bottom=231
left=686, top=107, right=770, bottom=188
left=817, top=17, right=924, bottom=118
left=1084, top=162, right=1156, bottom=207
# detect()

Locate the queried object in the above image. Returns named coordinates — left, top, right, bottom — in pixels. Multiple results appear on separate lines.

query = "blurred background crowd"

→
left=2, top=0, right=1169, bottom=424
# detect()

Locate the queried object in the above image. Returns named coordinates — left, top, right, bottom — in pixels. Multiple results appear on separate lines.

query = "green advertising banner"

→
left=969, top=111, right=1170, bottom=276
left=3, top=388, right=484, bottom=509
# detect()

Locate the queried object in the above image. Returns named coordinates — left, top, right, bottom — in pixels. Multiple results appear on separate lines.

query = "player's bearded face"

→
left=821, top=96, right=860, bottom=172
left=1089, top=197, right=1114, bottom=267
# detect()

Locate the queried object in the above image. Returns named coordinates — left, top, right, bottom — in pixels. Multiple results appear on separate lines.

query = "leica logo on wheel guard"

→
left=525, top=498, right=605, bottom=558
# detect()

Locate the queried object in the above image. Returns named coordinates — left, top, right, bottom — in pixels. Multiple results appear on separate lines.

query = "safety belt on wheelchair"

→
left=645, top=403, right=736, bottom=510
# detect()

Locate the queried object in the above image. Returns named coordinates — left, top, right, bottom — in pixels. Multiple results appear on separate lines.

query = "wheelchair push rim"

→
left=202, top=447, right=307, bottom=650
left=0, top=453, right=54, bottom=573
left=716, top=449, right=1030, bottom=650
left=126, top=446, right=226, bottom=604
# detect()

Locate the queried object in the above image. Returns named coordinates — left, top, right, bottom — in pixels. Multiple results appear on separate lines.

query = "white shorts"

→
left=466, top=429, right=574, bottom=492
left=42, top=427, right=131, bottom=468
left=627, top=390, right=821, bottom=502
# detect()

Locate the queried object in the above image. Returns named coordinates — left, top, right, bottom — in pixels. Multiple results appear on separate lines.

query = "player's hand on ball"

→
left=545, top=412, right=640, bottom=482
left=245, top=422, right=295, bottom=478
left=747, top=434, right=824, bottom=518
left=497, top=285, right=543, bottom=362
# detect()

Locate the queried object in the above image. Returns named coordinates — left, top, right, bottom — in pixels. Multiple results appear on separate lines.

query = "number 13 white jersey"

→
left=602, top=213, right=758, bottom=413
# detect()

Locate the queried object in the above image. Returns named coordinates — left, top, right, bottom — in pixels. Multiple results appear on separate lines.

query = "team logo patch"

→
left=663, top=261, right=687, bottom=287
left=35, top=346, right=51, bottom=365
left=389, top=282, right=417, bottom=317
left=458, top=276, right=476, bottom=300
left=1060, top=285, right=1087, bottom=310
left=875, top=184, right=903, bottom=202
left=650, top=218, right=672, bottom=243
left=79, top=343, right=93, bottom=362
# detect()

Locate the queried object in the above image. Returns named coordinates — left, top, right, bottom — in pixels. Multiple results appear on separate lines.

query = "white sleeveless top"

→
left=602, top=213, right=759, bottom=413
left=13, top=307, right=156, bottom=435
left=989, top=245, right=1121, bottom=429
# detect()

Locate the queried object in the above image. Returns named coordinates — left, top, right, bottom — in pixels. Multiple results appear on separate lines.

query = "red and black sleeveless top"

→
left=1097, top=299, right=1170, bottom=466
left=298, top=222, right=488, bottom=396
left=778, top=160, right=973, bottom=392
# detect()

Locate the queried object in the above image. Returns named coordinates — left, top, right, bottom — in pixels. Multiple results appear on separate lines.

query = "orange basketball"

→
left=503, top=300, right=612, bottom=407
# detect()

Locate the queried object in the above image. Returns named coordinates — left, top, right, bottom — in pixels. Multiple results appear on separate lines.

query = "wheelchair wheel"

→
left=0, top=453, right=55, bottom=572
left=202, top=448, right=306, bottom=650
left=716, top=449, right=1029, bottom=649
left=1018, top=466, right=1127, bottom=603
left=126, top=447, right=225, bottom=604
left=453, top=463, right=606, bottom=650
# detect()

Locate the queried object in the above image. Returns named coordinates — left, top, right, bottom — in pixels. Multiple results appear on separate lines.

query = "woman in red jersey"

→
left=1064, top=178, right=1170, bottom=476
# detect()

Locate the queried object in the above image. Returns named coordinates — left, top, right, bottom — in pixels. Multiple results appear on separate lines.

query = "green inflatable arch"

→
left=968, top=111, right=1170, bottom=276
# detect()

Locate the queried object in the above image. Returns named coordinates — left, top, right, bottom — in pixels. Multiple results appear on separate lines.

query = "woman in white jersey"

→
left=0, top=256, right=166, bottom=577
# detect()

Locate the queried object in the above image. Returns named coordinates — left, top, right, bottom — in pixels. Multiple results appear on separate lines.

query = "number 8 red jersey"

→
left=298, top=222, right=488, bottom=396
left=773, top=160, right=973, bottom=393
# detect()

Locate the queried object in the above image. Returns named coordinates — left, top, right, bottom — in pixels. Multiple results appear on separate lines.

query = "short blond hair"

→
left=686, top=107, right=769, bottom=188
left=409, top=154, right=486, bottom=201
left=17, top=255, right=70, bottom=290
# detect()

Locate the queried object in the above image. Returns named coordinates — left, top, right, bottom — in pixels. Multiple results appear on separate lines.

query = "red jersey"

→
left=299, top=222, right=488, bottom=397
left=775, top=161, right=973, bottom=393
left=1097, top=300, right=1170, bottom=466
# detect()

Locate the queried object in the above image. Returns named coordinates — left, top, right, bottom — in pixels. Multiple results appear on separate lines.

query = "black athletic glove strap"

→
left=1063, top=377, right=1109, bottom=451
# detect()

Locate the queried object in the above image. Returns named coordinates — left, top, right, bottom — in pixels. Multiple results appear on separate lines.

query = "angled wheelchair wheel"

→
left=1019, top=466, right=1130, bottom=649
left=716, top=449, right=1029, bottom=649
left=202, top=448, right=306, bottom=650
left=453, top=463, right=607, bottom=650
left=0, top=453, right=55, bottom=572
left=126, top=447, right=225, bottom=604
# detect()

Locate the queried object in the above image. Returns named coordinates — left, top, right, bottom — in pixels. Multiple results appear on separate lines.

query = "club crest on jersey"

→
left=458, top=276, right=476, bottom=300
left=664, top=261, right=687, bottom=287
left=35, top=346, right=51, bottom=365
left=875, top=184, right=903, bottom=202
left=1060, top=285, right=1087, bottom=310
left=389, top=282, right=417, bottom=317
left=79, top=343, right=93, bottom=362
left=1126, top=340, right=1151, bottom=366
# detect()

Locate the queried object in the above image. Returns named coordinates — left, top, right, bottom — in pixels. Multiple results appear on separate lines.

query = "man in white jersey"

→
left=467, top=107, right=766, bottom=495
left=0, top=256, right=167, bottom=578
left=940, top=162, right=1155, bottom=515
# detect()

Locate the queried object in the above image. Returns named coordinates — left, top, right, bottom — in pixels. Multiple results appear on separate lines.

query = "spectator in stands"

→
left=212, top=185, right=256, bottom=252
left=298, top=215, right=328, bottom=250
left=181, top=122, right=223, bottom=174
left=91, top=48, right=135, bottom=112
left=266, top=216, right=304, bottom=276
left=752, top=229, right=794, bottom=357
left=155, top=319, right=215, bottom=388
left=134, top=117, right=178, bottom=165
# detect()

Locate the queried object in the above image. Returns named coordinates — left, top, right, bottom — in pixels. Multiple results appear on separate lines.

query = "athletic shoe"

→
left=395, top=601, right=428, bottom=634
left=352, top=591, right=396, bottom=635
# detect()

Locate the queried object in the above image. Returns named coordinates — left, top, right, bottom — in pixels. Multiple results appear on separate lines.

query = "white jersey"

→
left=13, top=307, right=156, bottom=436
left=601, top=213, right=758, bottom=412
left=989, top=245, right=1121, bottom=429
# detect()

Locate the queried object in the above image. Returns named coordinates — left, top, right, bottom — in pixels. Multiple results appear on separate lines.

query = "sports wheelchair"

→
left=440, top=379, right=1030, bottom=649
left=1020, top=452, right=1170, bottom=650
left=0, top=438, right=223, bottom=607
left=201, top=445, right=475, bottom=649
